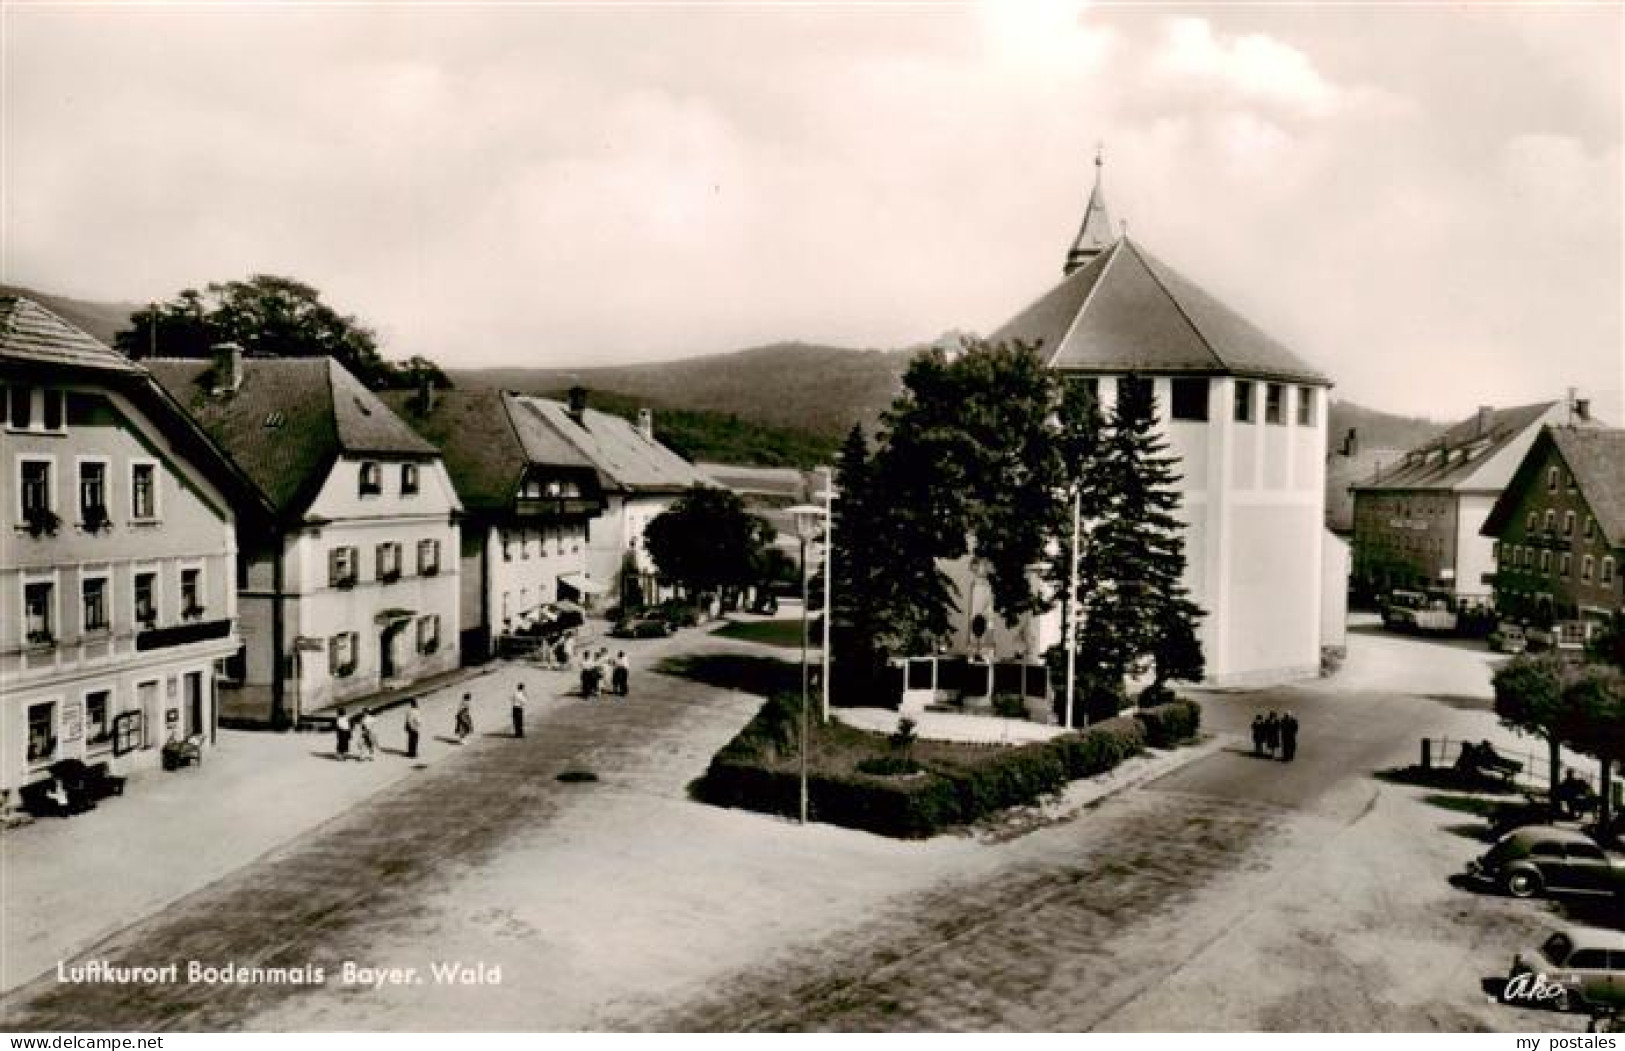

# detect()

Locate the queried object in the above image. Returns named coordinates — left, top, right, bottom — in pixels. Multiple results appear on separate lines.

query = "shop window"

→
left=1170, top=378, right=1209, bottom=422
left=27, top=702, right=56, bottom=764
left=86, top=689, right=112, bottom=746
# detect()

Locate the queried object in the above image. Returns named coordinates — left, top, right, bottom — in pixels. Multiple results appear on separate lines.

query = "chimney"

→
left=1575, top=398, right=1591, bottom=423
left=567, top=386, right=588, bottom=424
left=1476, top=405, right=1493, bottom=437
left=211, top=342, right=244, bottom=394
left=417, top=374, right=436, bottom=415
left=637, top=407, right=654, bottom=442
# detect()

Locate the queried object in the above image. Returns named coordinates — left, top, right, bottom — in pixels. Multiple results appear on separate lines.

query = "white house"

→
left=951, top=158, right=1337, bottom=686
left=1, top=298, right=254, bottom=800
left=150, top=351, right=462, bottom=725
left=510, top=389, right=713, bottom=609
left=382, top=386, right=605, bottom=660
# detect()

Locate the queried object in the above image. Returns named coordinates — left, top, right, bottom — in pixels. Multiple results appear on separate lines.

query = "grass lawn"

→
left=710, top=617, right=811, bottom=649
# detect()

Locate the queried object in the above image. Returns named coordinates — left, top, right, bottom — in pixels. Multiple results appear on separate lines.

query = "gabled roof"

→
left=0, top=295, right=141, bottom=374
left=992, top=238, right=1331, bottom=386
left=1553, top=427, right=1625, bottom=546
left=1486, top=426, right=1625, bottom=547
left=149, top=356, right=435, bottom=515
left=514, top=396, right=712, bottom=494
left=380, top=389, right=599, bottom=512
left=1352, top=402, right=1566, bottom=494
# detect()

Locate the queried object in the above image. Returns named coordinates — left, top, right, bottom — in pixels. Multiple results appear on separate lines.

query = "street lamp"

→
left=787, top=501, right=826, bottom=825
left=812, top=466, right=836, bottom=724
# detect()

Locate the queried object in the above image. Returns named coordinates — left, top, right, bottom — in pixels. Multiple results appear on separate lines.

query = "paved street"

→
left=0, top=617, right=1593, bottom=1031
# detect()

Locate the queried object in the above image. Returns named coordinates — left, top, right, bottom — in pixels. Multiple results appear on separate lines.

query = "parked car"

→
left=1466, top=826, right=1625, bottom=899
left=1488, top=624, right=1529, bottom=655
left=611, top=616, right=673, bottom=640
left=1382, top=589, right=1458, bottom=634
left=1507, top=925, right=1625, bottom=1013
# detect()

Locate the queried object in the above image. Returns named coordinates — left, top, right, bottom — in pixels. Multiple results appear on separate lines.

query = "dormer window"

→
left=401, top=463, right=420, bottom=496
left=359, top=462, right=382, bottom=497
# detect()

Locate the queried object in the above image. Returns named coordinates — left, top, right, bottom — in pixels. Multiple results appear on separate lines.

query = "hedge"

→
left=692, top=697, right=1190, bottom=839
left=1133, top=700, right=1202, bottom=749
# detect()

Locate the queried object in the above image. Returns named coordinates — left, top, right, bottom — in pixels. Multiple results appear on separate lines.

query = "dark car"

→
left=611, top=616, right=673, bottom=640
left=1467, top=827, right=1625, bottom=899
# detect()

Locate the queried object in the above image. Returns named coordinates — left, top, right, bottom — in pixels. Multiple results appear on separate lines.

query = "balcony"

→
left=514, top=496, right=601, bottom=520
left=136, top=618, right=231, bottom=652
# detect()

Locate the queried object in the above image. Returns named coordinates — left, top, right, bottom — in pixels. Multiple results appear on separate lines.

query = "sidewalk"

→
left=0, top=657, right=559, bottom=994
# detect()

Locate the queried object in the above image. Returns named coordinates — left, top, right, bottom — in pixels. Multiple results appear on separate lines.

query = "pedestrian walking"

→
left=612, top=650, right=630, bottom=697
left=334, top=707, right=352, bottom=760
left=1280, top=712, right=1299, bottom=762
left=1250, top=714, right=1266, bottom=757
left=404, top=698, right=421, bottom=758
left=1263, top=712, right=1281, bottom=757
left=512, top=682, right=527, bottom=738
left=357, top=709, right=378, bottom=761
left=454, top=693, right=473, bottom=742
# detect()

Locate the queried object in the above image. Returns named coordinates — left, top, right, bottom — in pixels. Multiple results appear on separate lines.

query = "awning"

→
left=558, top=573, right=608, bottom=595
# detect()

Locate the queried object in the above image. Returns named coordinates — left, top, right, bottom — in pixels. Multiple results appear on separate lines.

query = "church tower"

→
left=1064, top=146, right=1116, bottom=276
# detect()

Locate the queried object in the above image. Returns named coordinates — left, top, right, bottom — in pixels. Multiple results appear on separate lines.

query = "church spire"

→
left=1064, top=144, right=1116, bottom=276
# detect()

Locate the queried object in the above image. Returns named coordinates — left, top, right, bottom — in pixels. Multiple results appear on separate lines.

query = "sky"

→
left=3, top=2, right=1621, bottom=423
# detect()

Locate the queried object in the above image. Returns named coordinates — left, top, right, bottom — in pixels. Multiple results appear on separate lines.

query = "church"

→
left=951, top=155, right=1342, bottom=687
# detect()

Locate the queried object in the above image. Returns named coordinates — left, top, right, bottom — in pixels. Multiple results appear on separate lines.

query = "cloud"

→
left=1150, top=16, right=1344, bottom=119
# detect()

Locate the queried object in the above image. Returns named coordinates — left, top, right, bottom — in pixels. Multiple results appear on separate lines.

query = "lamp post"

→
left=817, top=466, right=835, bottom=724
left=788, top=502, right=827, bottom=825
left=1065, top=486, right=1081, bottom=729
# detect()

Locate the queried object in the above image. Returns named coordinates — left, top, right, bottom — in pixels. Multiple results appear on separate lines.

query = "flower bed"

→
left=692, top=694, right=1194, bottom=838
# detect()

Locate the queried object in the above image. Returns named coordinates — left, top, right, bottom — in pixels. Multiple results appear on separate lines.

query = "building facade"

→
left=150, top=353, right=461, bottom=725
left=1349, top=401, right=1581, bottom=607
left=510, top=390, right=713, bottom=609
left=949, top=158, right=1335, bottom=686
left=1, top=298, right=253, bottom=798
left=1481, top=424, right=1625, bottom=641
left=382, top=387, right=605, bottom=661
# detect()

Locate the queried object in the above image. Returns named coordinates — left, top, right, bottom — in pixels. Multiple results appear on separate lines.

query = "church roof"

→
left=992, top=237, right=1331, bottom=386
left=1065, top=153, right=1116, bottom=274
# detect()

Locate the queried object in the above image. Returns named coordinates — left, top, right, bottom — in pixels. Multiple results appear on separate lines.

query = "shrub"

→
left=1133, top=699, right=1201, bottom=748
left=992, top=693, right=1027, bottom=719
left=1138, top=682, right=1177, bottom=707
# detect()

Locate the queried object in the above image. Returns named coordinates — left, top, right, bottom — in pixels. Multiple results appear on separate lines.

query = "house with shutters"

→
left=149, top=350, right=461, bottom=726
left=0, top=297, right=260, bottom=800
left=948, top=153, right=1339, bottom=686
left=1480, top=423, right=1625, bottom=646
left=381, top=386, right=605, bottom=661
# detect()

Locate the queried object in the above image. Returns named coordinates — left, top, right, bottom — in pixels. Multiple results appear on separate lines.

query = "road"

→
left=0, top=621, right=1580, bottom=1031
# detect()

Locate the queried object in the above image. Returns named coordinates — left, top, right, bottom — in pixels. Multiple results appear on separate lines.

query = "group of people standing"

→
left=1251, top=710, right=1300, bottom=762
left=334, top=699, right=426, bottom=760
left=579, top=649, right=631, bottom=699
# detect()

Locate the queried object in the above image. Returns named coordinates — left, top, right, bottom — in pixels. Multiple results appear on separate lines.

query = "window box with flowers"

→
left=23, top=507, right=60, bottom=538
left=81, top=503, right=112, bottom=533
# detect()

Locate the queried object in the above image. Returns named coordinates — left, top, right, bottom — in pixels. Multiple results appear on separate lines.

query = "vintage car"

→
left=1506, top=925, right=1625, bottom=1013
